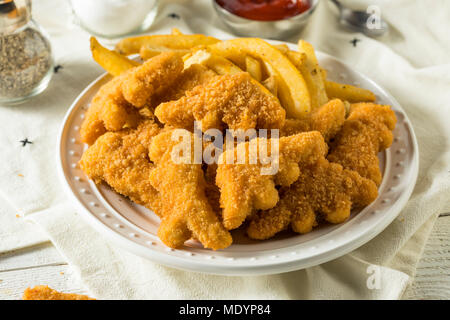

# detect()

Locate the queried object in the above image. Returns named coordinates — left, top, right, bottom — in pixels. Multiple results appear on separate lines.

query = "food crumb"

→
left=60, top=272, right=64, bottom=275
left=18, top=173, right=24, bottom=177
left=23, top=285, right=95, bottom=300
left=16, top=214, right=20, bottom=218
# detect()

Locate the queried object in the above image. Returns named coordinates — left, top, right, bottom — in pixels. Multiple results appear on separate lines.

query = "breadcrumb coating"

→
left=80, top=53, right=184, bottom=145
left=151, top=63, right=218, bottom=107
left=281, top=99, right=346, bottom=141
left=149, top=130, right=232, bottom=250
left=216, top=131, right=327, bottom=230
left=23, top=286, right=95, bottom=300
left=79, top=120, right=162, bottom=214
left=247, top=157, right=378, bottom=240
left=155, top=72, right=286, bottom=132
left=80, top=70, right=142, bottom=145
left=121, top=51, right=184, bottom=107
left=328, top=103, right=396, bottom=185
left=204, top=163, right=222, bottom=214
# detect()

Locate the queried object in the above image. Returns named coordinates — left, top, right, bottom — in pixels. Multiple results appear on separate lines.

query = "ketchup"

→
left=216, top=0, right=311, bottom=21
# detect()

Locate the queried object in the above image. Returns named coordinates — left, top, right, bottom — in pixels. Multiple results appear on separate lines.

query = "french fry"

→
left=209, top=38, right=310, bottom=117
left=262, top=75, right=278, bottom=97
left=171, top=28, right=183, bottom=35
left=285, top=51, right=306, bottom=70
left=140, top=45, right=190, bottom=60
left=274, top=44, right=289, bottom=54
left=90, top=37, right=139, bottom=76
left=325, top=80, right=376, bottom=103
left=207, top=56, right=243, bottom=75
left=184, top=49, right=243, bottom=75
left=116, top=34, right=220, bottom=55
left=297, top=40, right=328, bottom=109
left=273, top=45, right=307, bottom=74
left=245, top=56, right=262, bottom=81
left=297, top=62, right=322, bottom=109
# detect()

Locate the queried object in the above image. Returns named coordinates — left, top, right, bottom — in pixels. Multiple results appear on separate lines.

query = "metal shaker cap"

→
left=0, top=0, right=31, bottom=34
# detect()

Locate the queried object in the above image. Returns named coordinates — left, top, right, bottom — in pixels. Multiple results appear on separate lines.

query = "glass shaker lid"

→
left=0, top=0, right=31, bottom=34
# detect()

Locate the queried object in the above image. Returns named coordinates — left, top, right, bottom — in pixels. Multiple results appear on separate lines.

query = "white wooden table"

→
left=1, top=215, right=449, bottom=300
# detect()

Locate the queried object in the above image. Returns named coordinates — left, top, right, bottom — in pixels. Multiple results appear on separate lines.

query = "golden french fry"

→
left=207, top=57, right=243, bottom=75
left=274, top=44, right=289, bottom=54
left=90, top=37, right=139, bottom=76
left=325, top=80, right=376, bottom=103
left=285, top=51, right=306, bottom=70
left=140, top=45, right=190, bottom=60
left=273, top=46, right=307, bottom=74
left=297, top=40, right=328, bottom=109
left=171, top=28, right=183, bottom=35
left=116, top=34, right=220, bottom=55
left=297, top=62, right=322, bottom=110
left=209, top=38, right=310, bottom=117
left=262, top=75, right=278, bottom=97
left=261, top=59, right=278, bottom=81
left=184, top=49, right=243, bottom=75
left=245, top=56, right=262, bottom=81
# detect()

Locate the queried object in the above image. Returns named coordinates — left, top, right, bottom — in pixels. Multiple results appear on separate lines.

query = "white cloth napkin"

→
left=1, top=0, right=449, bottom=299
left=0, top=201, right=48, bottom=253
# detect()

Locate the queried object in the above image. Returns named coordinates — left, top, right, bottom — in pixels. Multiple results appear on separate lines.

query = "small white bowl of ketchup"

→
left=213, top=0, right=319, bottom=40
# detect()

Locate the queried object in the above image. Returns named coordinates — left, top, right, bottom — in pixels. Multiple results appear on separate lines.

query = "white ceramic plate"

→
left=57, top=41, right=419, bottom=276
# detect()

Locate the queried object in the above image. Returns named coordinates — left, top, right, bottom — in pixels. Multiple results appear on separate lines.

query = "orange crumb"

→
left=18, top=173, right=24, bottom=177
left=23, top=286, right=95, bottom=300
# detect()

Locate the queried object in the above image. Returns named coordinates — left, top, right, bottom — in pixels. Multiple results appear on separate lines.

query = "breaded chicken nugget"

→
left=155, top=72, right=286, bottom=132
left=204, top=163, right=222, bottom=215
left=327, top=103, right=396, bottom=185
left=121, top=51, right=184, bottom=107
left=151, top=63, right=218, bottom=108
left=247, top=157, right=378, bottom=240
left=149, top=130, right=232, bottom=250
left=216, top=132, right=327, bottom=230
left=280, top=99, right=346, bottom=141
left=79, top=120, right=162, bottom=213
left=80, top=70, right=142, bottom=145
left=80, top=53, right=184, bottom=145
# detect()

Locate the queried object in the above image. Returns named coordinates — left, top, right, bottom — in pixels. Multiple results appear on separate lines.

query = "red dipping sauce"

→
left=216, top=0, right=311, bottom=21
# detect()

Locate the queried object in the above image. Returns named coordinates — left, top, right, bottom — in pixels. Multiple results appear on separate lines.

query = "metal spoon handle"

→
left=330, top=0, right=343, bottom=9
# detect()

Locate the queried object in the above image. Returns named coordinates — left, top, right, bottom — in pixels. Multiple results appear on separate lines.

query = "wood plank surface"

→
left=403, top=216, right=450, bottom=299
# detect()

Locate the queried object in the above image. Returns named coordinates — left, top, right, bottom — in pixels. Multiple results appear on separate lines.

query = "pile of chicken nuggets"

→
left=79, top=34, right=397, bottom=250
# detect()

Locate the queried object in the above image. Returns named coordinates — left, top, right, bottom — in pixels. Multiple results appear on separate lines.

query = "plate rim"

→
left=56, top=40, right=419, bottom=276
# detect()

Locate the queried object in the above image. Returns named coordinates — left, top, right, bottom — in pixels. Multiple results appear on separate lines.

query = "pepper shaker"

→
left=0, top=0, right=53, bottom=104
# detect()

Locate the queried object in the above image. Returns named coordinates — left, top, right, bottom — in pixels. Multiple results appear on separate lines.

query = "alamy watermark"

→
left=366, top=265, right=381, bottom=290
left=366, top=5, right=382, bottom=30
left=170, top=121, right=280, bottom=175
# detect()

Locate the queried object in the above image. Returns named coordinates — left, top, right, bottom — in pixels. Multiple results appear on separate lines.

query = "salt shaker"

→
left=0, top=0, right=53, bottom=104
left=69, top=0, right=159, bottom=39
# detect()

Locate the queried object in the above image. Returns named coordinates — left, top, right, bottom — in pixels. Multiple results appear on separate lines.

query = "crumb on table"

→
left=22, top=285, right=95, bottom=300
